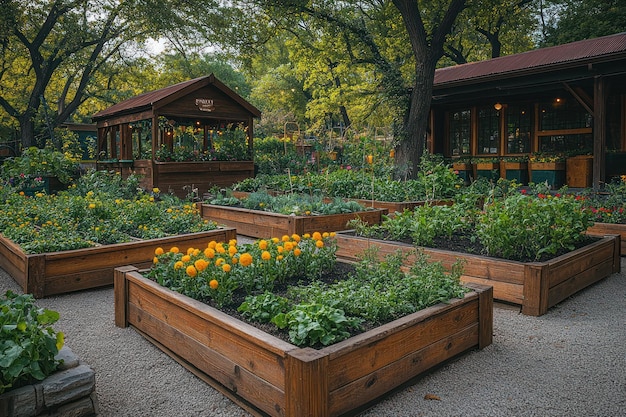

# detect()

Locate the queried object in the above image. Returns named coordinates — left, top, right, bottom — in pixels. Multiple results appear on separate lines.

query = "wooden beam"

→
left=593, top=76, right=606, bottom=190
left=562, top=82, right=594, bottom=116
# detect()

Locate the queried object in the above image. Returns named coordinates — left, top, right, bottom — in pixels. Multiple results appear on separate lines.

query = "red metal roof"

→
left=92, top=74, right=260, bottom=120
left=434, top=32, right=626, bottom=87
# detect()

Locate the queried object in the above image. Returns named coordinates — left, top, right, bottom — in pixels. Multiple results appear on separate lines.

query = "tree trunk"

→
left=18, top=115, right=35, bottom=149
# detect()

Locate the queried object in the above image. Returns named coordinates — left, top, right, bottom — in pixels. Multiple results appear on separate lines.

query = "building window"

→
left=449, top=109, right=471, bottom=156
left=539, top=98, right=591, bottom=130
left=477, top=106, right=499, bottom=154
left=539, top=133, right=592, bottom=154
left=506, top=105, right=531, bottom=154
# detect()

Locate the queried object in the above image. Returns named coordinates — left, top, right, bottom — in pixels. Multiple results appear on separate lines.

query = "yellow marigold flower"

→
left=281, top=235, right=290, bottom=242
left=181, top=255, right=191, bottom=263
left=303, top=233, right=311, bottom=239
left=215, top=258, right=225, bottom=266
left=174, top=261, right=184, bottom=270
left=166, top=208, right=173, bottom=213
left=294, top=248, right=302, bottom=256
left=187, top=247, right=195, bottom=255
left=228, top=245, right=238, bottom=255
left=186, top=265, right=197, bottom=277
left=277, top=246, right=284, bottom=253
left=229, top=239, right=237, bottom=246
left=208, top=241, right=217, bottom=249
left=35, top=192, right=44, bottom=198
left=215, top=243, right=226, bottom=254
left=204, top=248, right=215, bottom=258
left=170, top=246, right=180, bottom=254
left=222, top=264, right=231, bottom=273
left=366, top=154, right=373, bottom=164
left=312, top=232, right=322, bottom=241
left=152, top=187, right=160, bottom=193
left=209, top=279, right=219, bottom=289
left=277, top=255, right=284, bottom=261
left=258, top=239, right=268, bottom=250
left=272, top=237, right=280, bottom=243
left=154, top=247, right=164, bottom=256
left=149, top=197, right=155, bottom=202
left=88, top=203, right=96, bottom=209
left=153, top=257, right=159, bottom=264
left=86, top=191, right=94, bottom=197
left=322, top=232, right=329, bottom=238
left=284, top=242, right=293, bottom=251
left=329, top=232, right=336, bottom=237
left=193, top=249, right=200, bottom=256
left=231, top=256, right=238, bottom=264
left=239, top=253, right=253, bottom=267
left=316, top=240, right=324, bottom=248
left=195, top=259, right=208, bottom=272
left=261, top=251, right=271, bottom=261
left=291, top=234, right=301, bottom=242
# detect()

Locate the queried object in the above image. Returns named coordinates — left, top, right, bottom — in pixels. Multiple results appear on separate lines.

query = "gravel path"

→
left=1, top=258, right=624, bottom=417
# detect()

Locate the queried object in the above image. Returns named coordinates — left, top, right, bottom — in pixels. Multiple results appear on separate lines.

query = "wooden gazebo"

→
left=92, top=74, right=261, bottom=198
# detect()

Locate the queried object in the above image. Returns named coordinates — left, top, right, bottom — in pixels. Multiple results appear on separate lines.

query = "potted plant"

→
left=472, top=157, right=501, bottom=181
left=501, top=156, right=529, bottom=184
left=529, top=152, right=566, bottom=188
left=114, top=233, right=492, bottom=416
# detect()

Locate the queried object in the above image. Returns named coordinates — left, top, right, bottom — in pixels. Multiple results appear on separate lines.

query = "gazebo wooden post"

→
left=247, top=115, right=254, bottom=158
left=151, top=115, right=159, bottom=160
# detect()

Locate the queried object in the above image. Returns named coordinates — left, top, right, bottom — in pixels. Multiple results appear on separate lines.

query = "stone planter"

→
left=334, top=232, right=620, bottom=316
left=0, top=228, right=236, bottom=298
left=198, top=203, right=386, bottom=238
left=114, top=265, right=492, bottom=417
left=587, top=222, right=626, bottom=256
left=0, top=347, right=97, bottom=417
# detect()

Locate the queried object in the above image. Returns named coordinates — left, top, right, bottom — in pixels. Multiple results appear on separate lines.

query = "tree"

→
left=235, top=0, right=466, bottom=178
left=0, top=0, right=222, bottom=149
left=538, top=0, right=626, bottom=46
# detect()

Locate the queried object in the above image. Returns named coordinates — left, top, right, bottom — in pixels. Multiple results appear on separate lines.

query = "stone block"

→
left=42, top=365, right=95, bottom=408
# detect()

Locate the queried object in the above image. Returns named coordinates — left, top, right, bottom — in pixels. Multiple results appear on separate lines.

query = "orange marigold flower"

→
left=174, top=261, right=184, bottom=270
left=261, top=251, right=271, bottom=261
left=228, top=245, right=238, bottom=255
left=271, top=237, right=280, bottom=244
left=291, top=234, right=301, bottom=242
left=281, top=235, right=290, bottom=242
left=293, top=248, right=302, bottom=256
left=153, top=257, right=159, bottom=264
left=215, top=258, right=225, bottom=266
left=229, top=239, right=237, bottom=246
left=322, top=232, right=329, bottom=238
left=222, top=264, right=231, bottom=273
left=204, top=248, right=215, bottom=258
left=194, top=259, right=208, bottom=272
left=312, top=232, right=322, bottom=241
left=277, top=255, right=284, bottom=261
left=315, top=240, right=324, bottom=248
left=303, top=233, right=311, bottom=239
left=170, top=246, right=180, bottom=254
left=231, top=256, right=238, bottom=264
left=284, top=242, right=293, bottom=251
left=258, top=239, right=268, bottom=250
left=186, top=265, right=197, bottom=277
left=329, top=232, right=336, bottom=237
left=193, top=248, right=200, bottom=256
left=154, top=247, right=164, bottom=256
left=187, top=247, right=195, bottom=255
left=208, top=241, right=217, bottom=249
left=209, top=279, right=219, bottom=290
left=239, top=253, right=253, bottom=267
left=215, top=243, right=226, bottom=253
left=181, top=255, right=191, bottom=263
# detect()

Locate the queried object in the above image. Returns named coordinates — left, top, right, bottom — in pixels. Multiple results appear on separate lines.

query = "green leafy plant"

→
left=238, top=292, right=291, bottom=323
left=1, top=147, right=79, bottom=185
left=0, top=291, right=65, bottom=394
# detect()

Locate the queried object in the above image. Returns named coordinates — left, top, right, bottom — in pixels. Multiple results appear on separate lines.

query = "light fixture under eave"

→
left=494, top=102, right=503, bottom=111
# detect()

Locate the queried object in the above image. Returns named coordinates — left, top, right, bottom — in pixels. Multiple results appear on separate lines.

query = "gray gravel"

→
left=1, top=258, right=624, bottom=417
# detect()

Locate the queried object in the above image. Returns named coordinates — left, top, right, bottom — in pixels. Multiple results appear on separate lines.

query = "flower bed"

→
left=0, top=228, right=236, bottom=298
left=114, top=264, right=492, bottom=416
left=199, top=203, right=385, bottom=238
left=334, top=232, right=619, bottom=316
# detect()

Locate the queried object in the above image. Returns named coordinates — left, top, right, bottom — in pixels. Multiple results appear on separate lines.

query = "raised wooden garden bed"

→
left=334, top=232, right=620, bottom=316
left=198, top=203, right=386, bottom=238
left=0, top=228, right=236, bottom=298
left=114, top=265, right=492, bottom=417
left=587, top=222, right=626, bottom=256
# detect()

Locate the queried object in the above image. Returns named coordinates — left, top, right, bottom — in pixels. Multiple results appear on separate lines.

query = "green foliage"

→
left=476, top=193, right=592, bottom=260
left=272, top=303, right=361, bottom=347
left=1, top=147, right=79, bottom=185
left=238, top=292, right=291, bottom=323
left=0, top=291, right=64, bottom=394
